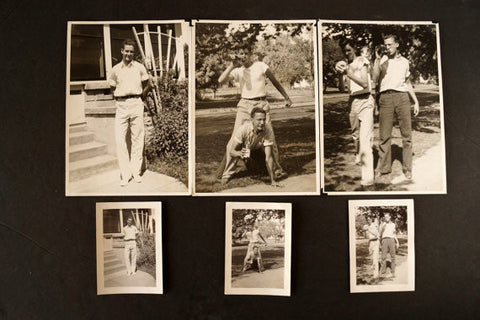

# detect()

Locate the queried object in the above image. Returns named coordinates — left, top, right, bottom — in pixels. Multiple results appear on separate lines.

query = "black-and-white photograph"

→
left=225, top=202, right=291, bottom=296
left=194, top=21, right=319, bottom=195
left=66, top=21, right=190, bottom=196
left=349, top=199, right=414, bottom=293
left=321, top=21, right=446, bottom=194
left=96, top=202, right=163, bottom=295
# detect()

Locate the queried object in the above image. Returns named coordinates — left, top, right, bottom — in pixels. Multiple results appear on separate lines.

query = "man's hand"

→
left=395, top=242, right=400, bottom=249
left=335, top=61, right=348, bottom=74
left=285, top=97, right=292, bottom=108
left=413, top=102, right=420, bottom=117
left=270, top=181, right=284, bottom=188
left=240, top=148, right=250, bottom=159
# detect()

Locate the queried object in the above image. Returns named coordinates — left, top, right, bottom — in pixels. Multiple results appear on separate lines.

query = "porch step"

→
left=69, top=131, right=95, bottom=146
left=69, top=154, right=117, bottom=182
left=69, top=123, right=87, bottom=133
left=69, top=141, right=108, bottom=162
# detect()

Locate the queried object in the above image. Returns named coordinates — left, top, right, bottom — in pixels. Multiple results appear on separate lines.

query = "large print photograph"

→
left=66, top=21, right=190, bottom=195
left=321, top=21, right=446, bottom=194
left=194, top=21, right=319, bottom=195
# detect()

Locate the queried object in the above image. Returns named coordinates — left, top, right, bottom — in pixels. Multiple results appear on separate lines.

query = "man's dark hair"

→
left=338, top=38, right=360, bottom=55
left=250, top=107, right=266, bottom=118
left=122, top=39, right=136, bottom=49
left=383, top=34, right=399, bottom=43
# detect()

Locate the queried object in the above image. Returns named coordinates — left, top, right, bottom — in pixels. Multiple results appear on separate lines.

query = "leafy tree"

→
left=232, top=209, right=285, bottom=241
left=355, top=206, right=408, bottom=235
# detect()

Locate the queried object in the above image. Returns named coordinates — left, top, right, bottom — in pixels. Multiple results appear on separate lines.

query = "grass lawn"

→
left=231, top=244, right=285, bottom=277
left=147, top=157, right=188, bottom=186
left=323, top=86, right=442, bottom=191
left=356, top=236, right=408, bottom=285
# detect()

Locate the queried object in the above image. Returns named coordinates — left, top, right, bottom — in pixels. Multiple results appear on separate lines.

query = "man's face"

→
left=384, top=37, right=399, bottom=57
left=121, top=44, right=135, bottom=64
left=343, top=44, right=356, bottom=63
left=251, top=112, right=266, bottom=132
left=384, top=214, right=391, bottom=222
left=127, top=218, right=133, bottom=226
left=237, top=49, right=253, bottom=67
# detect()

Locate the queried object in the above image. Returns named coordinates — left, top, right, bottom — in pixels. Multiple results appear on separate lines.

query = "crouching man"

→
left=221, top=107, right=281, bottom=187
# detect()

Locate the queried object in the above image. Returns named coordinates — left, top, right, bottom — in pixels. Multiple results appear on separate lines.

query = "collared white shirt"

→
left=378, top=55, right=410, bottom=92
left=108, top=60, right=149, bottom=97
left=230, top=61, right=269, bottom=99
left=123, top=224, right=139, bottom=241
left=233, top=121, right=274, bottom=150
left=382, top=222, right=396, bottom=238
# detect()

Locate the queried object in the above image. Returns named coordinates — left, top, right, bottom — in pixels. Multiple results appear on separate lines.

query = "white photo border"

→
left=96, top=201, right=163, bottom=295
left=348, top=199, right=415, bottom=293
left=192, top=19, right=320, bottom=196
left=319, top=20, right=447, bottom=195
left=225, top=202, right=292, bottom=296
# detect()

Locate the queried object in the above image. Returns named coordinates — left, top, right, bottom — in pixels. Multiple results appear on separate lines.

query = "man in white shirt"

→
left=123, top=217, right=139, bottom=276
left=221, top=107, right=279, bottom=186
left=379, top=212, right=400, bottom=277
left=109, top=39, right=152, bottom=186
left=217, top=48, right=292, bottom=182
left=372, top=34, right=420, bottom=181
left=363, top=217, right=380, bottom=278
left=241, top=222, right=268, bottom=273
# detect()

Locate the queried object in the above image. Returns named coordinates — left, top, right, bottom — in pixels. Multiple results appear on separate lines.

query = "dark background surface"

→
left=0, top=0, right=479, bottom=319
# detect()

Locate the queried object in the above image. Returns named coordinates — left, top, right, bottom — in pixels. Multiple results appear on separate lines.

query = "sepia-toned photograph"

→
left=96, top=202, right=163, bottom=295
left=320, top=21, right=446, bottom=194
left=349, top=199, right=414, bottom=293
left=225, top=202, right=292, bottom=296
left=66, top=21, right=190, bottom=196
left=194, top=20, right=319, bottom=195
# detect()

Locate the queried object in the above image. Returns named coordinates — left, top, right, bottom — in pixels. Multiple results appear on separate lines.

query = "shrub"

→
left=145, top=73, right=189, bottom=163
left=136, top=233, right=156, bottom=277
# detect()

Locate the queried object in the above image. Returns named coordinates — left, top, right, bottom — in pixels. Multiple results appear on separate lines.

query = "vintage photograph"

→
left=320, top=21, right=446, bottom=194
left=96, top=202, right=163, bottom=295
left=349, top=199, right=415, bottom=293
left=194, top=20, right=319, bottom=195
left=66, top=21, right=190, bottom=196
left=225, top=202, right=292, bottom=296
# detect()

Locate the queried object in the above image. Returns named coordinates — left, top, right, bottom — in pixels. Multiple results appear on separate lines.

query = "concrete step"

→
left=69, top=154, right=117, bottom=181
left=69, top=141, right=108, bottom=162
left=104, top=269, right=129, bottom=281
left=69, top=131, right=95, bottom=146
left=105, top=260, right=122, bottom=268
left=69, top=123, right=87, bottom=133
left=105, top=265, right=125, bottom=276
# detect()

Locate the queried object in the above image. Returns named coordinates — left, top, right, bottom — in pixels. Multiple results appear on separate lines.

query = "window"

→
left=103, top=209, right=120, bottom=234
left=70, top=24, right=106, bottom=81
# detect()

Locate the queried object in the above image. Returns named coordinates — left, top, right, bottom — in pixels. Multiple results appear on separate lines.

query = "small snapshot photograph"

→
left=194, top=20, right=319, bottom=195
left=96, top=202, right=163, bottom=295
left=225, top=202, right=292, bottom=296
left=349, top=199, right=414, bottom=293
left=320, top=21, right=446, bottom=194
left=66, top=21, right=190, bottom=196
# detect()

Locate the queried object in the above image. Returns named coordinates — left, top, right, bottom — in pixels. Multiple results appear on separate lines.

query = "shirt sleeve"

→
left=108, top=67, right=117, bottom=87
left=258, top=61, right=269, bottom=73
left=404, top=59, right=411, bottom=80
left=138, top=63, right=149, bottom=82
left=233, top=125, right=246, bottom=145
left=230, top=68, right=240, bottom=82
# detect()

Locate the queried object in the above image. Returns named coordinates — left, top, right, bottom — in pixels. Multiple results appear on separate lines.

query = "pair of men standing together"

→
left=336, top=34, right=420, bottom=189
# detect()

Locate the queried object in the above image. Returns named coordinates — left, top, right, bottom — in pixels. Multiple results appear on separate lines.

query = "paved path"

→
left=390, top=141, right=445, bottom=191
left=220, top=173, right=317, bottom=193
left=68, top=169, right=188, bottom=195
left=232, top=267, right=284, bottom=289
left=103, top=249, right=156, bottom=288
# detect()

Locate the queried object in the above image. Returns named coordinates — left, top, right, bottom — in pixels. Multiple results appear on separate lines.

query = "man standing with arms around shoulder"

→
left=373, top=34, right=420, bottom=181
left=123, top=217, right=139, bottom=276
left=109, top=39, right=152, bottom=187
left=379, top=212, right=399, bottom=278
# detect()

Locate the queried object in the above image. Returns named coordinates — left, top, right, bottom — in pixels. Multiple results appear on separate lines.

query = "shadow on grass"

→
left=231, top=246, right=285, bottom=277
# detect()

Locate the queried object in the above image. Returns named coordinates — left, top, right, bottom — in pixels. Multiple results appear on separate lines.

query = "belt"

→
left=124, top=239, right=136, bottom=241
left=381, top=90, right=404, bottom=95
left=350, top=93, right=371, bottom=99
left=369, top=238, right=379, bottom=241
left=115, top=94, right=141, bottom=100
left=242, top=96, right=267, bottom=101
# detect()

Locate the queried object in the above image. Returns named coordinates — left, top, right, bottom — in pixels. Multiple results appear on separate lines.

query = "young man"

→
left=221, top=107, right=280, bottom=187
left=108, top=39, right=152, bottom=186
left=217, top=48, right=292, bottom=181
left=335, top=40, right=375, bottom=188
left=241, top=222, right=268, bottom=273
left=363, top=217, right=380, bottom=279
left=379, top=212, right=400, bottom=278
left=123, top=217, right=139, bottom=276
left=372, top=34, right=420, bottom=181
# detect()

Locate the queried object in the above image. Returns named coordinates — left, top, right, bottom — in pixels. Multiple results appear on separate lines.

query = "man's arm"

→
left=258, top=232, right=267, bottom=245
left=218, top=61, right=239, bottom=84
left=346, top=62, right=369, bottom=89
left=229, top=140, right=246, bottom=159
left=141, top=77, right=153, bottom=99
left=265, top=69, right=292, bottom=107
left=264, top=145, right=279, bottom=186
left=406, top=80, right=420, bottom=116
